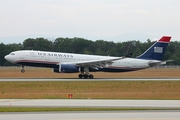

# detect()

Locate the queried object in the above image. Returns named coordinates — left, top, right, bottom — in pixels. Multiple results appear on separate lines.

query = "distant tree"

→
left=93, top=40, right=107, bottom=55
left=23, top=38, right=35, bottom=50
left=0, top=43, right=7, bottom=66
left=53, top=37, right=73, bottom=52
left=70, top=38, right=93, bottom=54
left=23, top=38, right=52, bottom=51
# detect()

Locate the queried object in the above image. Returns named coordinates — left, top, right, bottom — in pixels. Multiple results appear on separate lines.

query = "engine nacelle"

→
left=53, top=64, right=80, bottom=73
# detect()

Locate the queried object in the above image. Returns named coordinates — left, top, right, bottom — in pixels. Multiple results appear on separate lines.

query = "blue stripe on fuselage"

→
left=16, top=62, right=59, bottom=68
left=89, top=67, right=144, bottom=72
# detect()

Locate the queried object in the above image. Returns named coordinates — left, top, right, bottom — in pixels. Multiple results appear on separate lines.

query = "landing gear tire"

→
left=79, top=74, right=83, bottom=79
left=84, top=74, right=88, bottom=79
left=21, top=65, right=25, bottom=73
left=78, top=74, right=94, bottom=79
left=21, top=69, right=25, bottom=73
left=89, top=74, right=94, bottom=79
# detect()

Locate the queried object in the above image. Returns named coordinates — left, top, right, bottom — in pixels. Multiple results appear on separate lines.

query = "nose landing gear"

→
left=21, top=66, right=25, bottom=73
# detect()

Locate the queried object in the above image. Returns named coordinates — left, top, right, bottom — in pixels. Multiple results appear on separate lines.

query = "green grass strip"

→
left=0, top=107, right=179, bottom=112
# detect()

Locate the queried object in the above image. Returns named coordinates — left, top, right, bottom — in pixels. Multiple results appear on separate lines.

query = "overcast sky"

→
left=0, top=0, right=180, bottom=44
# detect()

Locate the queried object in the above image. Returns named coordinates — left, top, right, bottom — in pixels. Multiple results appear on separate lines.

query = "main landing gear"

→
left=78, top=74, right=94, bottom=79
left=78, top=66, right=94, bottom=79
left=21, top=65, right=25, bottom=73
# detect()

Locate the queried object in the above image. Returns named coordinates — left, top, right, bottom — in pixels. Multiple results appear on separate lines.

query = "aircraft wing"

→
left=148, top=60, right=173, bottom=67
left=70, top=57, right=125, bottom=69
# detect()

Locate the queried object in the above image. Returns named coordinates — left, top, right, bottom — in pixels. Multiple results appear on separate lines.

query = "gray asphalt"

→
left=0, top=78, right=180, bottom=81
left=1, top=99, right=180, bottom=108
left=1, top=99, right=180, bottom=119
left=1, top=110, right=180, bottom=120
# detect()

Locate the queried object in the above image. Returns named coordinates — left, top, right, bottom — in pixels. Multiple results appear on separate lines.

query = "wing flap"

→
left=73, top=57, right=124, bottom=68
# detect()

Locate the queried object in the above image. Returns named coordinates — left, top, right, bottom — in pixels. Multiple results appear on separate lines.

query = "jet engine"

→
left=53, top=64, right=80, bottom=73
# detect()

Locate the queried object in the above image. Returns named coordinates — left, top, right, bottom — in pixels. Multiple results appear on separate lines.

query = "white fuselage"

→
left=5, top=50, right=159, bottom=72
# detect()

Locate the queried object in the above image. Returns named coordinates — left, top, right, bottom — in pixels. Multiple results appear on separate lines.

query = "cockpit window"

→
left=10, top=53, right=15, bottom=55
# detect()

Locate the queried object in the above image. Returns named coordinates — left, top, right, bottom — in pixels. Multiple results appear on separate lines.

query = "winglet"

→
left=126, top=53, right=133, bottom=57
left=158, top=36, right=171, bottom=43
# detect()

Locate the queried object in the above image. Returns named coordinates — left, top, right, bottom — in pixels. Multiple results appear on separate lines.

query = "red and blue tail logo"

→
left=137, top=36, right=171, bottom=60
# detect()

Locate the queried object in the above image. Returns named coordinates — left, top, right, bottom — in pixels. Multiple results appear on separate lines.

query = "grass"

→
left=0, top=107, right=179, bottom=112
left=0, top=81, right=180, bottom=99
left=0, top=68, right=180, bottom=99
left=1, top=67, right=180, bottom=78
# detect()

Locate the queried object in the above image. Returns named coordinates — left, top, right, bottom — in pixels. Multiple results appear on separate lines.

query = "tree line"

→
left=0, top=37, right=180, bottom=66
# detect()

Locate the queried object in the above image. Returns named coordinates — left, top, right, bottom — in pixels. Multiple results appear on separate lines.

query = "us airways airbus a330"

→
left=4, top=36, right=172, bottom=79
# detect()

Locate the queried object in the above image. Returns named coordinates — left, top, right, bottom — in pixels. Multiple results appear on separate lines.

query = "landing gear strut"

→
left=21, top=66, right=25, bottom=73
left=78, top=66, right=94, bottom=79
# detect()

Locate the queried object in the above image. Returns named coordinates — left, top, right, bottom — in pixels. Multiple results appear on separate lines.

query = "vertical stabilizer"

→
left=137, top=36, right=171, bottom=60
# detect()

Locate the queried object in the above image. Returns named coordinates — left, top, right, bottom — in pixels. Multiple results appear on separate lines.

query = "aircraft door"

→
left=132, top=60, right=136, bottom=67
left=20, top=52, right=25, bottom=59
left=45, top=55, right=49, bottom=61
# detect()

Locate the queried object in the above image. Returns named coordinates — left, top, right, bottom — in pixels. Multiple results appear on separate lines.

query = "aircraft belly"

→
left=99, top=61, right=149, bottom=72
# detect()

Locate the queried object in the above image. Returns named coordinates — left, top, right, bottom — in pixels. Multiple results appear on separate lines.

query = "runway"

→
left=0, top=78, right=180, bottom=81
left=1, top=111, right=180, bottom=120
left=1, top=99, right=180, bottom=108
left=0, top=99, right=180, bottom=120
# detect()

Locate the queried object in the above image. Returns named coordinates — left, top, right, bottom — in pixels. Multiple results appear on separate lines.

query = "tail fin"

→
left=137, top=36, right=171, bottom=60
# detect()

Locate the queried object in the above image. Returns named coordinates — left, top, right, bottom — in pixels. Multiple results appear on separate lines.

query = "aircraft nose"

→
left=4, top=55, right=8, bottom=60
left=4, top=54, right=16, bottom=63
left=4, top=55, right=10, bottom=61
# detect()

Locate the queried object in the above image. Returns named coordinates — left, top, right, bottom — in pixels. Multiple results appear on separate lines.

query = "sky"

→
left=0, top=0, right=180, bottom=44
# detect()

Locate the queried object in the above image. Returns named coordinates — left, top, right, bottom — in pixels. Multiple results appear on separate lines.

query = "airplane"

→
left=4, top=36, right=172, bottom=79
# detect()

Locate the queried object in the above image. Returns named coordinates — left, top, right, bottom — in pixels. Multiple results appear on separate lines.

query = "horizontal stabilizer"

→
left=148, top=60, right=174, bottom=67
